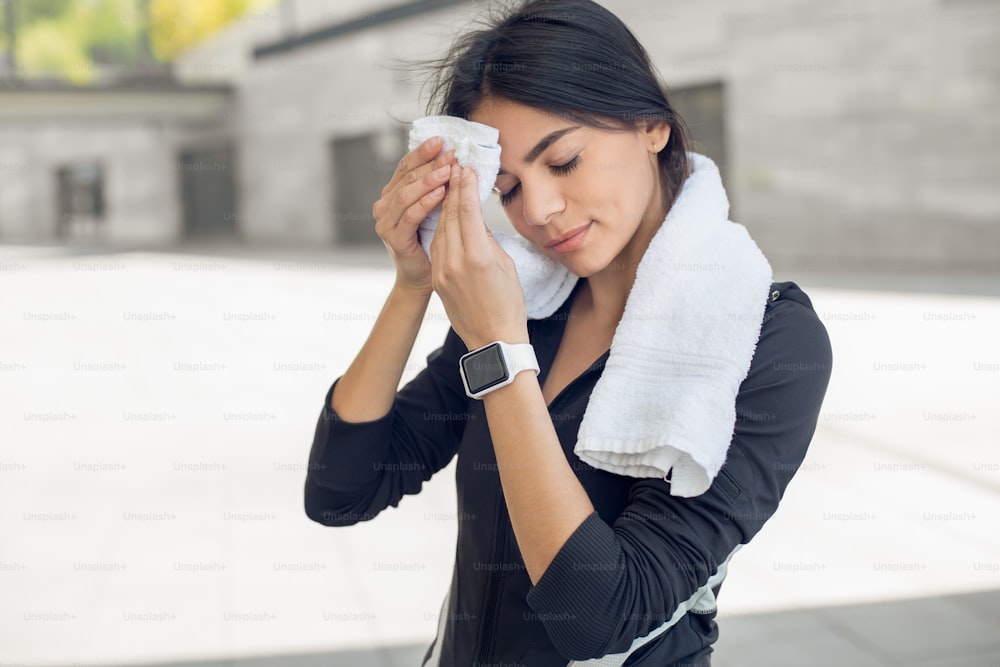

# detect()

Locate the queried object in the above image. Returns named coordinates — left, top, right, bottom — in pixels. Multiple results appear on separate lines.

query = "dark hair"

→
left=423, top=0, right=692, bottom=213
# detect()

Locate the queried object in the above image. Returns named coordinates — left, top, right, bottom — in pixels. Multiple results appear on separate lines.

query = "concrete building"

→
left=1, top=0, right=997, bottom=272
left=0, top=81, right=234, bottom=245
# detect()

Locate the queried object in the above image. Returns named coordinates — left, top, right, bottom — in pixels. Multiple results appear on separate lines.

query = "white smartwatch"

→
left=459, top=341, right=539, bottom=400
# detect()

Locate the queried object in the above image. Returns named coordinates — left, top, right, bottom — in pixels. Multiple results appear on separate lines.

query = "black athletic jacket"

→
left=304, top=279, right=833, bottom=666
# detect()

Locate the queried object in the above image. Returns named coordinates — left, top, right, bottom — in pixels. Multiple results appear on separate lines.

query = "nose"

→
left=519, top=175, right=564, bottom=227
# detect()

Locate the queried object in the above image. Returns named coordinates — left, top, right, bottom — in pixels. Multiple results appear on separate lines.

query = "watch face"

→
left=461, top=343, right=509, bottom=394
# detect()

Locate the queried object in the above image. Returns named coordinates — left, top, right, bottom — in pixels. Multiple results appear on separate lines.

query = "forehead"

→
left=470, top=99, right=574, bottom=142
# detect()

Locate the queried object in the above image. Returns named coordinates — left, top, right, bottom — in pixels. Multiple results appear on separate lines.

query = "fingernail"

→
left=451, top=165, right=461, bottom=178
left=433, top=165, right=450, bottom=180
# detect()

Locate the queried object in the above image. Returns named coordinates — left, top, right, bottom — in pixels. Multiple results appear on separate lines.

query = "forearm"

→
left=482, top=371, right=595, bottom=586
left=330, top=282, right=434, bottom=422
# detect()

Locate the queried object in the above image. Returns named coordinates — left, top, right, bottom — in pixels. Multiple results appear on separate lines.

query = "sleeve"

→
left=524, top=295, right=834, bottom=660
left=303, top=325, right=471, bottom=527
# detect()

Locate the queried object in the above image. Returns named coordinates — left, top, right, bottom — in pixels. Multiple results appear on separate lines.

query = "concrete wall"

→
left=601, top=0, right=1000, bottom=271
left=235, top=2, right=503, bottom=246
left=0, top=90, right=233, bottom=246
left=231, top=0, right=999, bottom=270
left=0, top=121, right=180, bottom=245
left=175, top=0, right=426, bottom=85
left=5, top=0, right=996, bottom=271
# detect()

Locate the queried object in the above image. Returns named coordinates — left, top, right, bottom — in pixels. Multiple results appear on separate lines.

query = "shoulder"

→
left=760, top=280, right=831, bottom=353
left=744, top=280, right=833, bottom=391
left=762, top=280, right=822, bottom=323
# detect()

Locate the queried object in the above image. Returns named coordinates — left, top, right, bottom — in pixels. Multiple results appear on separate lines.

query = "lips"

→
left=545, top=221, right=592, bottom=254
left=545, top=222, right=591, bottom=248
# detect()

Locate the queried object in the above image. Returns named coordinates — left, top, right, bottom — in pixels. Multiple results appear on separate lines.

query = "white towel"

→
left=408, top=116, right=773, bottom=497
left=574, top=151, right=773, bottom=497
left=407, top=116, right=578, bottom=320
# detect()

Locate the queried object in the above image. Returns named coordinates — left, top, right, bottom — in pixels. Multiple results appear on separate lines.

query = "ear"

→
left=641, top=121, right=671, bottom=154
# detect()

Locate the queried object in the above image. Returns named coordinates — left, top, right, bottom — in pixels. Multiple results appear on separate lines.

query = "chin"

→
left=551, top=253, right=599, bottom=279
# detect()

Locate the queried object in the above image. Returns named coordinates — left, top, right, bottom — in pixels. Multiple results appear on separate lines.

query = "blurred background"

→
left=1, top=1, right=998, bottom=666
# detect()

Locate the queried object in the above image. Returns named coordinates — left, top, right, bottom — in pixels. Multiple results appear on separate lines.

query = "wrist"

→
left=480, top=365, right=538, bottom=400
left=466, top=331, right=530, bottom=351
left=391, top=280, right=433, bottom=301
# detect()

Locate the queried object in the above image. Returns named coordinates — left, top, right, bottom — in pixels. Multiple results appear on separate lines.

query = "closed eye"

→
left=550, top=155, right=580, bottom=176
left=498, top=156, right=581, bottom=207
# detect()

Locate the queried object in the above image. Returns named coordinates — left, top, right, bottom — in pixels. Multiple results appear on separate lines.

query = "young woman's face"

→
left=470, top=98, right=670, bottom=278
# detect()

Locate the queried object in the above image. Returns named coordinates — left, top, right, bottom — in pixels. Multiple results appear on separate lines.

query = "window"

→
left=179, top=147, right=237, bottom=241
left=331, top=127, right=406, bottom=245
left=56, top=162, right=105, bottom=240
left=670, top=82, right=730, bottom=214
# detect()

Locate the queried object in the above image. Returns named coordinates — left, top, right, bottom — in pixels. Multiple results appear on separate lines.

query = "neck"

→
left=583, top=180, right=670, bottom=325
left=578, top=266, right=631, bottom=327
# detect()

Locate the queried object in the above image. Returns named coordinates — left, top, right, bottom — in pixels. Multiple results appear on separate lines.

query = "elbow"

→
left=303, top=477, right=378, bottom=527
left=540, top=617, right=624, bottom=662
left=303, top=498, right=347, bottom=527
left=539, top=600, right=668, bottom=662
left=525, top=514, right=638, bottom=659
left=528, top=580, right=632, bottom=660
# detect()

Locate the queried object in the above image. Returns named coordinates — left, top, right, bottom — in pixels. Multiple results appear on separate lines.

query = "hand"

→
left=373, top=137, right=457, bottom=294
left=430, top=165, right=529, bottom=350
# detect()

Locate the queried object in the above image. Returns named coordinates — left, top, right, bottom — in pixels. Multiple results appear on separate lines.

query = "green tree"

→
left=148, top=0, right=258, bottom=61
left=16, top=18, right=94, bottom=83
left=86, top=0, right=143, bottom=64
left=1, top=0, right=73, bottom=50
left=14, top=0, right=75, bottom=24
left=13, top=0, right=141, bottom=83
left=2, top=0, right=275, bottom=83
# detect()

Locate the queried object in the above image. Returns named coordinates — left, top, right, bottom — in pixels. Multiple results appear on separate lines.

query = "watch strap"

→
left=502, top=342, right=540, bottom=377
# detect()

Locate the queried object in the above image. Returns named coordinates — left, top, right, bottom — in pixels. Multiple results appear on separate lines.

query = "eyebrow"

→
left=497, top=126, right=580, bottom=175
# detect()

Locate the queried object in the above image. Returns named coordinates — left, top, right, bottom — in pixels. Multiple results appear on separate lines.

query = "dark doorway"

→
left=671, top=82, right=729, bottom=213
left=331, top=129, right=405, bottom=245
left=56, top=161, right=105, bottom=241
left=179, top=147, right=237, bottom=241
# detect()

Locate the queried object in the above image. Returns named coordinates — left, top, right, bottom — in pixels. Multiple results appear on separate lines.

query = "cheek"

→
left=605, top=149, right=658, bottom=215
left=586, top=147, right=644, bottom=197
left=506, top=209, right=531, bottom=239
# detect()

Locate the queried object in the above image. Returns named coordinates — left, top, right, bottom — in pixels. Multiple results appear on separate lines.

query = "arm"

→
left=425, top=164, right=832, bottom=655
left=497, top=295, right=833, bottom=659
left=426, top=164, right=596, bottom=583
left=482, top=371, right=596, bottom=585
left=329, top=281, right=433, bottom=422
left=304, top=136, right=470, bottom=526
left=304, top=324, right=470, bottom=526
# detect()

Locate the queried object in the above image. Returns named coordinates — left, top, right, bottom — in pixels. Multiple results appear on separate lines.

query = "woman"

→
left=305, top=1, right=833, bottom=665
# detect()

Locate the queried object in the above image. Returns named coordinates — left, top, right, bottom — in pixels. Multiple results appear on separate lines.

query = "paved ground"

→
left=1, top=242, right=998, bottom=667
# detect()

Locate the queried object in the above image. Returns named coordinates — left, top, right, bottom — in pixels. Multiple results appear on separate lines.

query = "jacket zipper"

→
left=549, top=351, right=609, bottom=412
left=476, top=487, right=508, bottom=665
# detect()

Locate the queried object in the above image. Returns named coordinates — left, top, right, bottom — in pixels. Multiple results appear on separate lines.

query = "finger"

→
left=383, top=137, right=460, bottom=199
left=428, top=211, right=443, bottom=267
left=383, top=137, right=442, bottom=196
left=457, top=167, right=490, bottom=256
left=385, top=147, right=455, bottom=211
left=440, top=165, right=465, bottom=259
left=428, top=188, right=449, bottom=267
left=398, top=184, right=447, bottom=233
left=376, top=159, right=452, bottom=231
